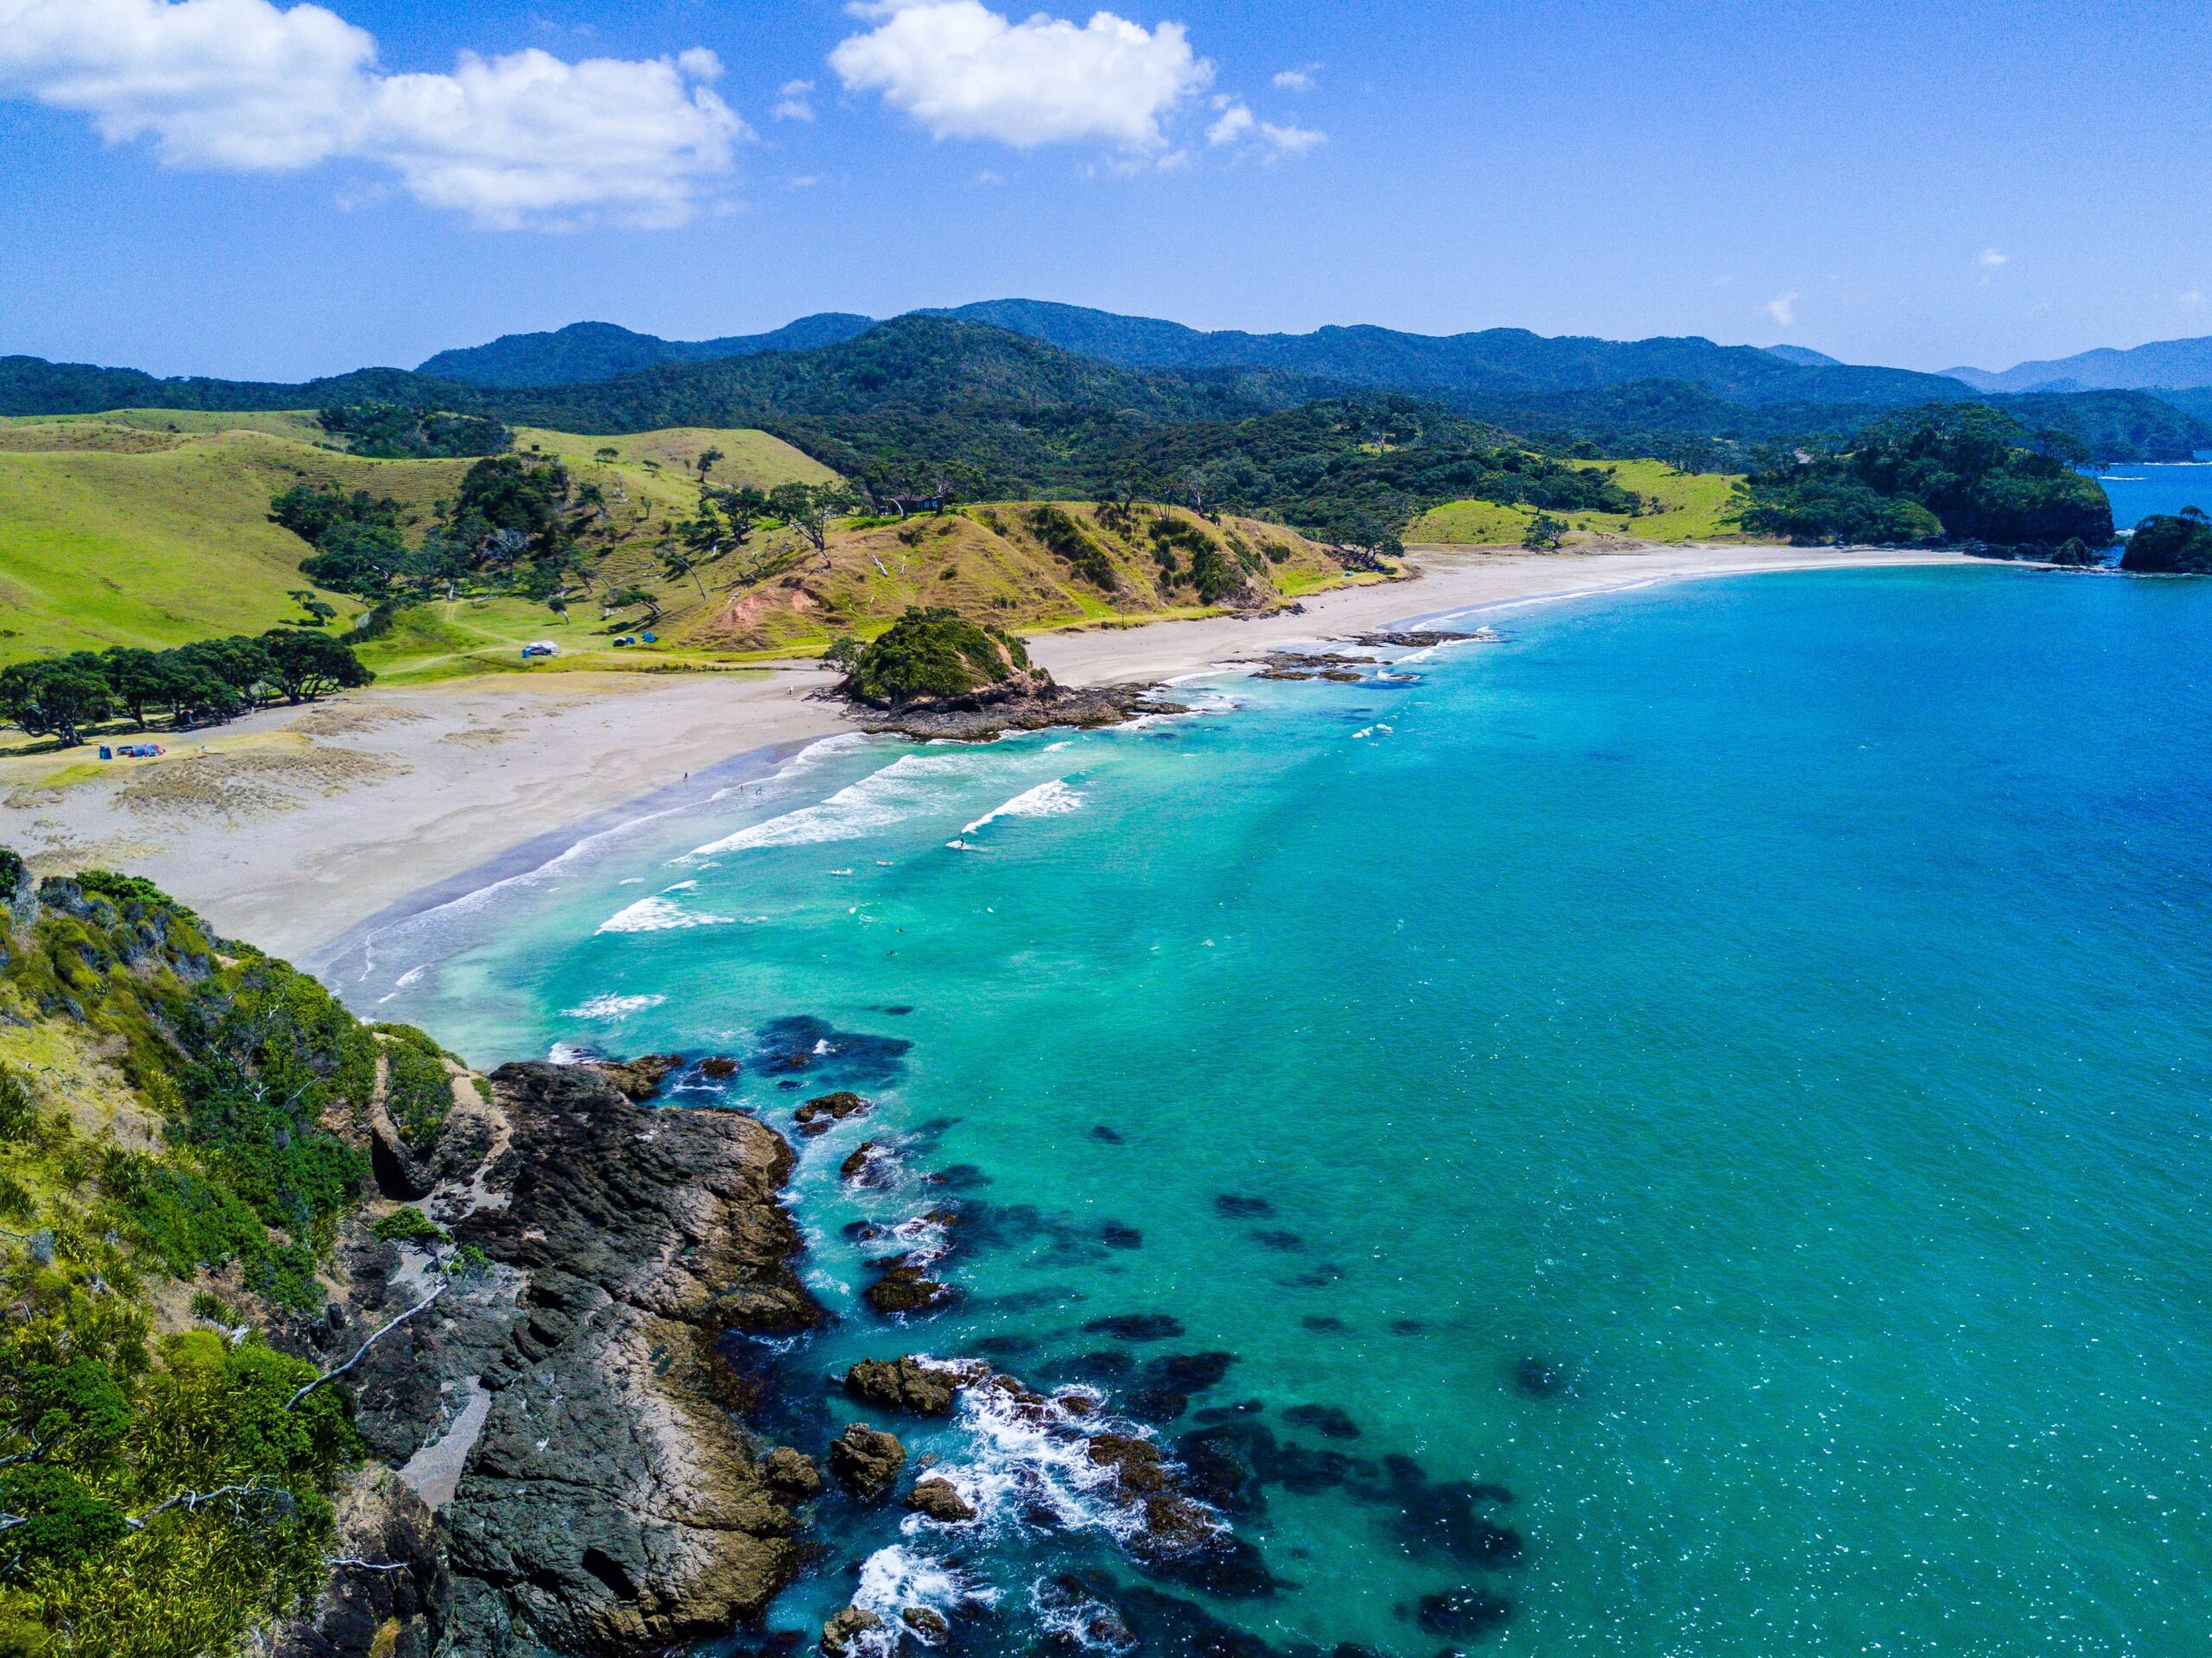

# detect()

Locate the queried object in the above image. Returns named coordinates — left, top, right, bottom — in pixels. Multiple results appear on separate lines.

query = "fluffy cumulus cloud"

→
left=829, top=0, right=1212, bottom=149
left=0, top=0, right=746, bottom=227
left=1765, top=291, right=1800, bottom=327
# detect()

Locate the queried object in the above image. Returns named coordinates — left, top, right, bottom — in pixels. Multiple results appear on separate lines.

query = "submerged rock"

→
left=1414, top=1586, right=1514, bottom=1639
left=863, top=1255, right=955, bottom=1316
left=830, top=1423, right=907, bottom=1499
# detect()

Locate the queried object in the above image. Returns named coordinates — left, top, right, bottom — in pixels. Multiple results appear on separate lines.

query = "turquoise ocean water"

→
left=350, top=565, right=2212, bottom=1656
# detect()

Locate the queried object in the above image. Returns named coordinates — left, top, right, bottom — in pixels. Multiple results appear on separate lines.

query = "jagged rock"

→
left=830, top=1424, right=906, bottom=1499
left=359, top=1062, right=827, bottom=1657
left=583, top=1052, right=683, bottom=1100
left=840, top=1140, right=892, bottom=1185
left=795, top=1090, right=871, bottom=1135
left=853, top=683, right=1187, bottom=742
left=906, top=1477, right=976, bottom=1523
left=821, top=1605, right=884, bottom=1657
left=762, top=1446, right=823, bottom=1498
left=845, top=1356, right=980, bottom=1415
left=903, top=1606, right=950, bottom=1640
left=861, top=1256, right=953, bottom=1316
left=699, top=1056, right=741, bottom=1079
left=264, top=1466, right=447, bottom=1658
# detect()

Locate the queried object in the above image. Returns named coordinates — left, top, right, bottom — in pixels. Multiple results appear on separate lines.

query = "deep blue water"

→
left=2098, top=462, right=2212, bottom=529
left=357, top=566, right=2212, bottom=1657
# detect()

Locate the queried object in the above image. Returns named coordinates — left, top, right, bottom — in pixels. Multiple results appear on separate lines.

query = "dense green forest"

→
left=6, top=314, right=2191, bottom=554
left=1740, top=406, right=2113, bottom=549
left=2119, top=507, right=2212, bottom=572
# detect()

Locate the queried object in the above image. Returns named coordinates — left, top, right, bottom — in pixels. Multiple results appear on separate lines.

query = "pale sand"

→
left=0, top=543, right=1968, bottom=963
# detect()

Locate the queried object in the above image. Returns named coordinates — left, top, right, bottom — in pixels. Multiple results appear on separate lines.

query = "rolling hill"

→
left=0, top=415, right=830, bottom=670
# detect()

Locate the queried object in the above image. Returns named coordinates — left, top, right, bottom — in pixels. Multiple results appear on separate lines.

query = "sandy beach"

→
left=0, top=543, right=1966, bottom=963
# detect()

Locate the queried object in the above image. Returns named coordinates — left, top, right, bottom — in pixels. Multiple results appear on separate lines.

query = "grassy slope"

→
left=659, top=504, right=1352, bottom=659
left=0, top=416, right=831, bottom=669
left=1408, top=458, right=1747, bottom=546
left=0, top=410, right=1366, bottom=683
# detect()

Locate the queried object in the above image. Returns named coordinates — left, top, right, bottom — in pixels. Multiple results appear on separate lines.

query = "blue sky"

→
left=0, top=0, right=2205, bottom=380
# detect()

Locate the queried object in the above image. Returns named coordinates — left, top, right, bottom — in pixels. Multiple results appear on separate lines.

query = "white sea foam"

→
left=924, top=1382, right=1150, bottom=1547
left=958, top=778, right=1084, bottom=838
left=547, top=1042, right=599, bottom=1066
left=850, top=1545, right=993, bottom=1650
left=563, top=993, right=667, bottom=1020
left=596, top=895, right=731, bottom=934
left=685, top=752, right=986, bottom=858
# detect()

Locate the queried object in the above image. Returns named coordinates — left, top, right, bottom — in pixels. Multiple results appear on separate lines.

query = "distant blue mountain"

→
left=1762, top=344, right=1843, bottom=367
left=925, top=300, right=1967, bottom=407
left=1945, top=334, right=2212, bottom=393
left=416, top=314, right=875, bottom=388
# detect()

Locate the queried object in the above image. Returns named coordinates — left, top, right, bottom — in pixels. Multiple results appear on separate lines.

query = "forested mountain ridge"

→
left=416, top=314, right=874, bottom=388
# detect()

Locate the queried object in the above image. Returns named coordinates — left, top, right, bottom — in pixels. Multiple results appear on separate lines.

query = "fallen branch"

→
left=125, top=1479, right=289, bottom=1530
left=286, top=1283, right=447, bottom=1412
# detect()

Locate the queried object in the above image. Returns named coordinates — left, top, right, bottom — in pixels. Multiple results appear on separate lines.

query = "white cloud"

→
left=0, top=0, right=746, bottom=227
left=1272, top=67, right=1314, bottom=92
left=1978, top=246, right=2007, bottom=268
left=774, top=77, right=815, bottom=120
left=829, top=0, right=1211, bottom=150
left=1765, top=292, right=1799, bottom=327
left=1205, top=98, right=1253, bottom=145
left=2182, top=289, right=2205, bottom=313
left=1257, top=119, right=1324, bottom=156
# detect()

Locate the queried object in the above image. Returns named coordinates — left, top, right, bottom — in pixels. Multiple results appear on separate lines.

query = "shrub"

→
left=372, top=1207, right=448, bottom=1245
left=1027, top=505, right=1117, bottom=590
left=844, top=607, right=1034, bottom=705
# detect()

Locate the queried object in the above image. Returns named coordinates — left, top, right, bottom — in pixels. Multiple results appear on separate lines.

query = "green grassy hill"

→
left=1407, top=458, right=1745, bottom=546
left=0, top=416, right=832, bottom=668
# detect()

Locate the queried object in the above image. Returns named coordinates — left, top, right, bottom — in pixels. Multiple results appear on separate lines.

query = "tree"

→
left=661, top=549, right=707, bottom=597
left=604, top=586, right=662, bottom=625
left=0, top=659, right=113, bottom=747
left=287, top=590, right=338, bottom=626
left=766, top=482, right=857, bottom=564
left=594, top=445, right=620, bottom=462
left=696, top=446, right=724, bottom=485
left=99, top=649, right=178, bottom=729
left=257, top=632, right=372, bottom=704
left=1522, top=512, right=1569, bottom=549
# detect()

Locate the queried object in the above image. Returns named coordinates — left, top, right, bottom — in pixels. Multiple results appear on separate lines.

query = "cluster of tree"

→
left=1093, top=396, right=1642, bottom=556
left=2119, top=506, right=2212, bottom=574
left=841, top=605, right=1036, bottom=705
left=271, top=454, right=588, bottom=601
left=0, top=632, right=370, bottom=746
left=0, top=868, right=460, bottom=1655
left=1740, top=404, right=2114, bottom=549
left=315, top=401, right=512, bottom=459
left=1027, top=505, right=1117, bottom=589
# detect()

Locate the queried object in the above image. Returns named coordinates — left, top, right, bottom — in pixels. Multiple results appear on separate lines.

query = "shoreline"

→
left=0, top=543, right=1969, bottom=963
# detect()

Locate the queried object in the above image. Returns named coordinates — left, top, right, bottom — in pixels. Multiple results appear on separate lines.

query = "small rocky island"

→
left=835, top=605, right=1184, bottom=739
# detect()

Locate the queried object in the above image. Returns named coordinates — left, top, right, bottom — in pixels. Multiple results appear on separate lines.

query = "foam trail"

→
left=563, top=993, right=667, bottom=1019
left=955, top=778, right=1084, bottom=842
left=686, top=752, right=988, bottom=858
left=596, top=896, right=731, bottom=934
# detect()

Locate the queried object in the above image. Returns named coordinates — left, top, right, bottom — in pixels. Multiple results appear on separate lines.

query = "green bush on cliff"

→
left=0, top=867, right=397, bottom=1655
left=844, top=607, right=1035, bottom=705
left=1027, top=505, right=1117, bottom=590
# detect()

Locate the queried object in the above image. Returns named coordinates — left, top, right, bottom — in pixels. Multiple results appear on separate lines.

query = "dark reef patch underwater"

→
left=369, top=565, right=2212, bottom=1655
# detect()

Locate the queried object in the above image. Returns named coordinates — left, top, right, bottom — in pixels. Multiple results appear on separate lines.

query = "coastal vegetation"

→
left=0, top=631, right=371, bottom=746
left=2119, top=506, right=2212, bottom=572
left=1408, top=458, right=1746, bottom=545
left=0, top=861, right=460, bottom=1656
left=841, top=606, right=1037, bottom=705
left=1741, top=404, right=2113, bottom=549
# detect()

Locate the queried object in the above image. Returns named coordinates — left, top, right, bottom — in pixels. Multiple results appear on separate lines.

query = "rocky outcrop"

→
left=850, top=682, right=1188, bottom=742
left=906, top=1477, right=976, bottom=1523
left=844, top=1355, right=981, bottom=1416
left=829, top=1424, right=906, bottom=1499
left=861, top=1255, right=953, bottom=1316
left=582, top=1052, right=683, bottom=1100
left=264, top=1466, right=448, bottom=1658
left=820, top=1605, right=884, bottom=1657
left=315, top=1060, right=826, bottom=1658
left=794, top=1089, right=871, bottom=1135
